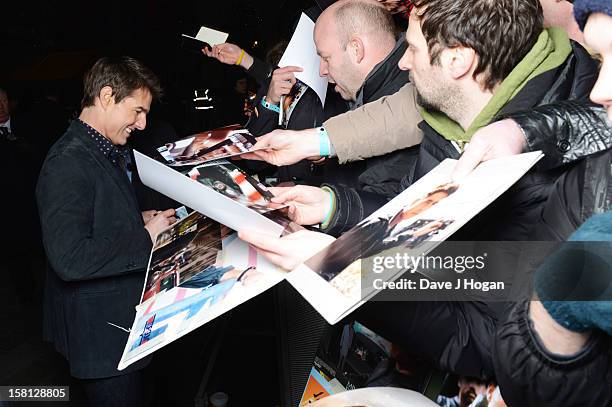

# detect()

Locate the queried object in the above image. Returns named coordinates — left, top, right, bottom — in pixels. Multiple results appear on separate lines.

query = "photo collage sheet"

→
left=287, top=152, right=543, bottom=324
left=119, top=210, right=286, bottom=370
left=120, top=125, right=302, bottom=370
left=127, top=127, right=542, bottom=367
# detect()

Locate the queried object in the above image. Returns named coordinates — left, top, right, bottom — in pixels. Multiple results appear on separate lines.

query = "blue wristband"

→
left=261, top=97, right=280, bottom=113
left=317, top=127, right=331, bottom=157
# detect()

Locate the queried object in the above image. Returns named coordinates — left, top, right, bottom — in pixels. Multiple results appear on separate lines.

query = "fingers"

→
left=269, top=187, right=300, bottom=203
left=252, top=131, right=278, bottom=149
left=272, top=186, right=316, bottom=205
left=243, top=150, right=278, bottom=164
left=239, top=152, right=264, bottom=161
left=239, top=231, right=299, bottom=270
left=452, top=139, right=488, bottom=182
left=159, top=208, right=176, bottom=218
left=238, top=230, right=282, bottom=253
left=267, top=186, right=292, bottom=199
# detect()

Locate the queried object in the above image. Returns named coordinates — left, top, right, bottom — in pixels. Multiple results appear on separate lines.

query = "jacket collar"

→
left=67, top=120, right=141, bottom=219
left=353, top=35, right=408, bottom=108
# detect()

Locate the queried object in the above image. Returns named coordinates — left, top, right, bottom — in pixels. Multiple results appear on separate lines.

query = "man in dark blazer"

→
left=36, top=57, right=176, bottom=407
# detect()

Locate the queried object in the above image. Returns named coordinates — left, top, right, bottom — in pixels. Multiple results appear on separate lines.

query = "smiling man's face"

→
left=103, top=88, right=151, bottom=145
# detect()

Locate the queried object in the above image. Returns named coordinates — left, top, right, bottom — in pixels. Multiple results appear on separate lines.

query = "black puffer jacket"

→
left=493, top=301, right=612, bottom=406
left=511, top=101, right=611, bottom=170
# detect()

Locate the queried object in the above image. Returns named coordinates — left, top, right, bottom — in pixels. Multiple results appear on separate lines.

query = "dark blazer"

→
left=36, top=120, right=153, bottom=379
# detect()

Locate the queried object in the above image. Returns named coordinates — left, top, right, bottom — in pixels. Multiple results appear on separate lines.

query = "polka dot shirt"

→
left=78, top=119, right=129, bottom=167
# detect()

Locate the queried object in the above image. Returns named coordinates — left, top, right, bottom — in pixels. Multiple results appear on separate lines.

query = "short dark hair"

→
left=412, top=0, right=543, bottom=91
left=81, top=56, right=162, bottom=109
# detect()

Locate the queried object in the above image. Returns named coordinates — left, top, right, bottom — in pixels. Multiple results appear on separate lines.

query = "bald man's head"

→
left=329, top=0, right=396, bottom=48
left=314, top=0, right=397, bottom=101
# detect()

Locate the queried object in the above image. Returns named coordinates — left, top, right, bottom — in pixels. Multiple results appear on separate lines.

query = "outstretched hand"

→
left=269, top=186, right=332, bottom=225
left=241, top=128, right=321, bottom=166
left=144, top=209, right=177, bottom=242
left=452, top=119, right=527, bottom=181
left=202, top=43, right=253, bottom=69
left=238, top=229, right=336, bottom=271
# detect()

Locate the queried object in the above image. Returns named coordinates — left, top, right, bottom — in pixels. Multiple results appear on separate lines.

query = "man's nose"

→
left=398, top=51, right=412, bottom=71
left=135, top=114, right=147, bottom=130
left=319, top=61, right=328, bottom=78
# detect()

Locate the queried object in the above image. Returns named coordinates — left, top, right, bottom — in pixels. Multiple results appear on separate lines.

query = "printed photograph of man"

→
left=143, top=215, right=222, bottom=301
left=159, top=125, right=257, bottom=165
left=306, top=183, right=459, bottom=282
left=189, top=161, right=286, bottom=214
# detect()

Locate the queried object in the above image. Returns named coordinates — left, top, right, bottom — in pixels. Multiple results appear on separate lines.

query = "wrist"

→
left=509, top=119, right=528, bottom=153
left=317, top=126, right=332, bottom=157
left=144, top=226, right=156, bottom=243
left=240, top=53, right=254, bottom=70
left=529, top=300, right=590, bottom=356
left=261, top=97, right=280, bottom=113
left=302, top=128, right=325, bottom=159
left=265, top=94, right=280, bottom=105
left=320, top=186, right=336, bottom=228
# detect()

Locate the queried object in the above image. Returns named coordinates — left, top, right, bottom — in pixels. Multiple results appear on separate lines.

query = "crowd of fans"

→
left=9, top=0, right=610, bottom=405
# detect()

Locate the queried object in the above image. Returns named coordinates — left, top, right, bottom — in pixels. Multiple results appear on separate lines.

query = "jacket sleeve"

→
left=506, top=101, right=612, bottom=170
left=246, top=57, right=273, bottom=86
left=323, top=83, right=424, bottom=164
left=321, top=184, right=388, bottom=237
left=247, top=95, right=280, bottom=137
left=36, top=154, right=153, bottom=282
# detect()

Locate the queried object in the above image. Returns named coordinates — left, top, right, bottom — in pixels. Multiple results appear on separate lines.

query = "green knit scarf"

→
left=419, top=28, right=572, bottom=147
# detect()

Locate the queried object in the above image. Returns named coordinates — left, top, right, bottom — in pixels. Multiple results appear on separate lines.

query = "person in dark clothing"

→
left=245, top=0, right=414, bottom=195
left=245, top=0, right=600, bottom=240
left=241, top=1, right=612, bottom=405
left=36, top=57, right=176, bottom=407
left=324, top=0, right=599, bottom=238
left=214, top=68, right=251, bottom=127
left=244, top=36, right=350, bottom=185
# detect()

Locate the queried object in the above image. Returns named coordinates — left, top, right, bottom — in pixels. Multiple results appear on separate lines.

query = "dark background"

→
left=1, top=0, right=315, bottom=134
left=0, top=1, right=317, bottom=406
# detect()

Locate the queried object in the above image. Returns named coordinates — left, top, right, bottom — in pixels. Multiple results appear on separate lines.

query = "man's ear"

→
left=98, top=86, right=115, bottom=109
left=349, top=35, right=365, bottom=64
left=440, top=46, right=476, bottom=80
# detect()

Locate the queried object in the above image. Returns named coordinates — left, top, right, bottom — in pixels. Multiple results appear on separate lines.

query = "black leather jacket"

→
left=508, top=101, right=612, bottom=240
left=510, top=101, right=612, bottom=170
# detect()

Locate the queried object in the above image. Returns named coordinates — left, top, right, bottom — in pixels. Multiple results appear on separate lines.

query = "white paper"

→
left=118, top=234, right=285, bottom=370
left=195, top=26, right=229, bottom=46
left=278, top=13, right=328, bottom=105
left=134, top=151, right=285, bottom=236
left=288, top=152, right=544, bottom=324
